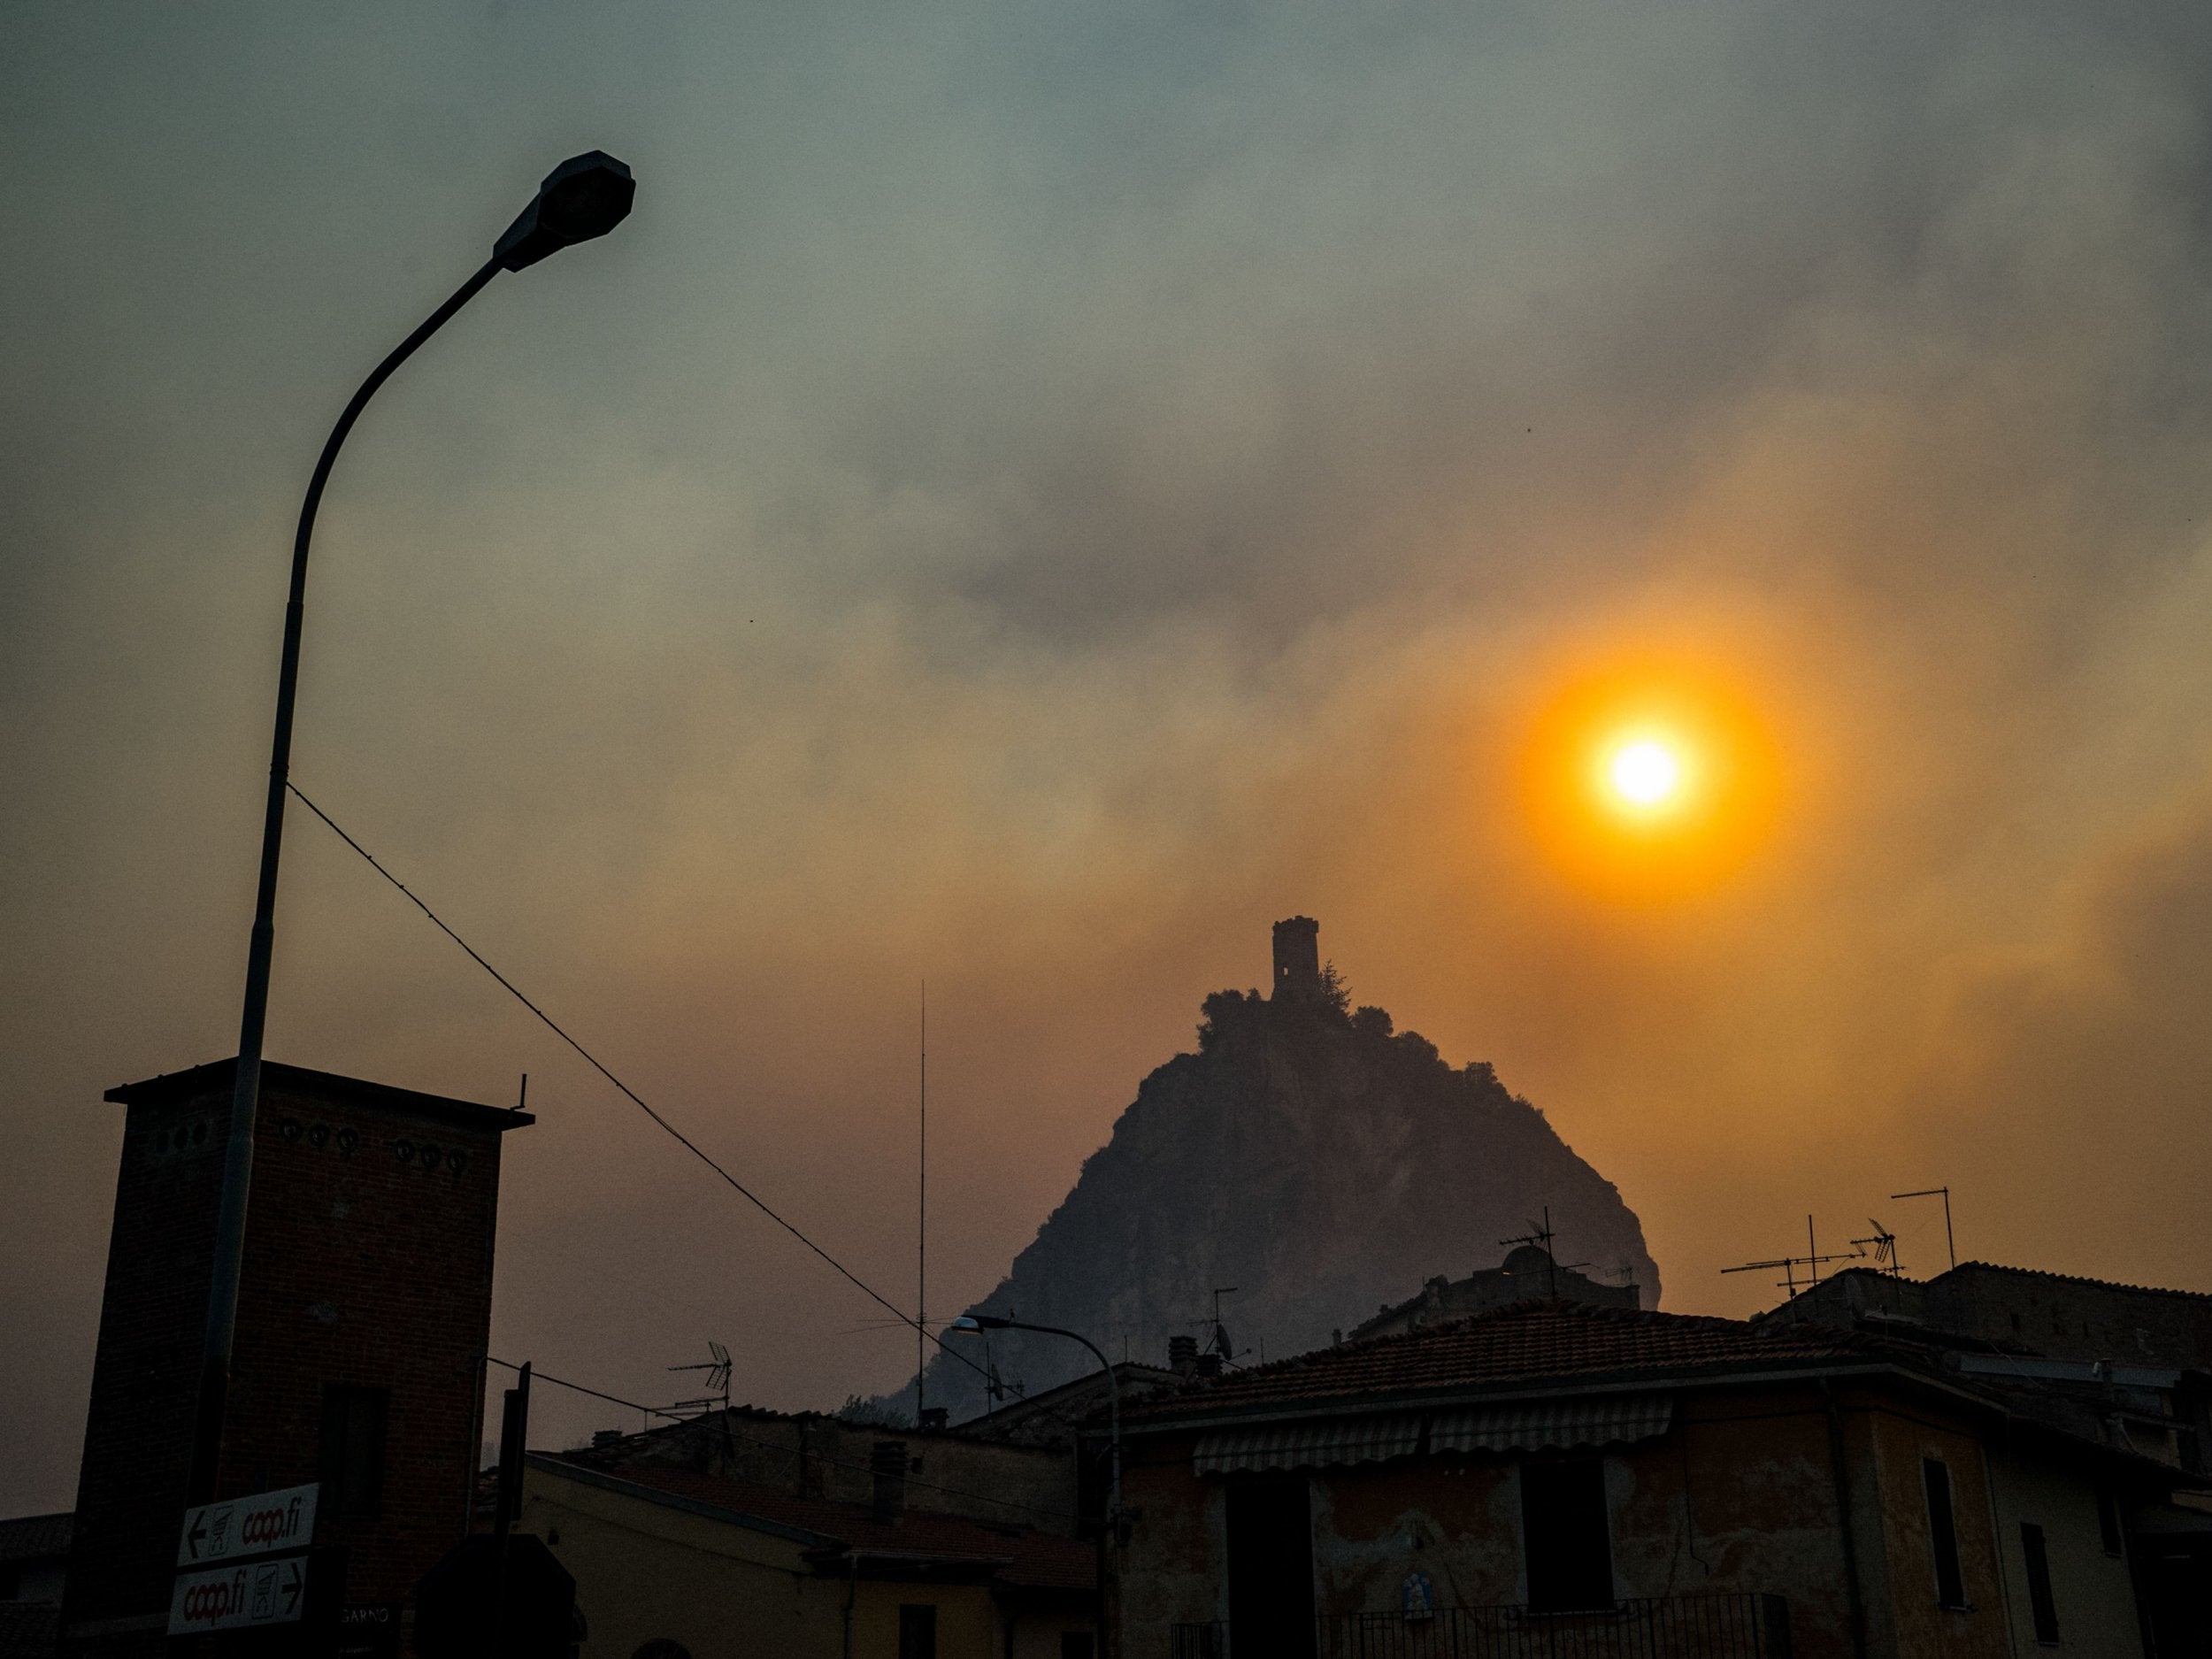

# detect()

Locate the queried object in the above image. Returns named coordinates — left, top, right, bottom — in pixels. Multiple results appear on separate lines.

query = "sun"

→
left=1604, top=737, right=1685, bottom=811
left=1515, top=655, right=1784, bottom=901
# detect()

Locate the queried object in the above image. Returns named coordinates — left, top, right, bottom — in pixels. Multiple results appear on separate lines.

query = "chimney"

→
left=871, top=1440, right=908, bottom=1524
left=1271, top=917, right=1321, bottom=1001
left=1169, top=1334, right=1199, bottom=1378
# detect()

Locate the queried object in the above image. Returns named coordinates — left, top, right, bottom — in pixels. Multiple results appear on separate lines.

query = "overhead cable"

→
left=485, top=1356, right=1069, bottom=1525
left=289, top=781, right=991, bottom=1388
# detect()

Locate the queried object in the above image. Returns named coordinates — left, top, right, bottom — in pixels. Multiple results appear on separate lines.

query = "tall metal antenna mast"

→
left=918, top=980, right=927, bottom=1430
left=1892, top=1187, right=1955, bottom=1271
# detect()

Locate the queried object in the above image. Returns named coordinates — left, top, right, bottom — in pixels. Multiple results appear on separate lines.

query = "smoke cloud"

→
left=7, top=0, right=2212, bottom=1504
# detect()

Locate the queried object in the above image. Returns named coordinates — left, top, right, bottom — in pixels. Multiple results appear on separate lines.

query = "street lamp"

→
left=947, top=1314, right=1122, bottom=1530
left=950, top=1314, right=1124, bottom=1659
left=188, top=151, right=636, bottom=1505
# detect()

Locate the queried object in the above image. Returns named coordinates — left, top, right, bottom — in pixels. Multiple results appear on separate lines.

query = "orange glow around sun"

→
left=1518, top=656, right=1784, bottom=902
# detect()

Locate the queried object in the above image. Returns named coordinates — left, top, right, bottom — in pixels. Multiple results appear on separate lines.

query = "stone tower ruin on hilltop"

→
left=1271, top=915, right=1321, bottom=1001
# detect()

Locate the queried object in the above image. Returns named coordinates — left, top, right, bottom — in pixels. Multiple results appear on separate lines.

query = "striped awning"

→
left=1194, top=1414, right=1424, bottom=1475
left=1430, top=1395, right=1671, bottom=1454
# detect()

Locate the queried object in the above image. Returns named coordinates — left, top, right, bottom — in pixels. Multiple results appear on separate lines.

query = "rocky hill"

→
left=895, top=919, right=1660, bottom=1423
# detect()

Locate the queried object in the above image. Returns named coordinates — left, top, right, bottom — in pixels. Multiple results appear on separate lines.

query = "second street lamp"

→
left=949, top=1314, right=1123, bottom=1659
left=947, top=1314, right=1122, bottom=1528
left=188, top=150, right=636, bottom=1505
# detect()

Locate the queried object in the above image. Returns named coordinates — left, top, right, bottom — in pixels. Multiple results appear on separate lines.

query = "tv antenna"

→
left=1203, top=1286, right=1240, bottom=1365
left=1851, top=1219, right=1904, bottom=1279
left=666, top=1340, right=733, bottom=1416
left=1722, top=1216, right=1865, bottom=1304
left=1501, top=1206, right=1559, bottom=1295
left=1891, top=1187, right=1955, bottom=1271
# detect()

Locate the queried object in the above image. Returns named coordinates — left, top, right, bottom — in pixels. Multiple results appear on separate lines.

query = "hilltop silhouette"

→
left=888, top=918, right=1660, bottom=1422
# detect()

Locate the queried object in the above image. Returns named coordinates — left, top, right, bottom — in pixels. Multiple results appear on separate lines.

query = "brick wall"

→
left=61, top=1061, right=528, bottom=1656
left=61, top=1100, right=220, bottom=1653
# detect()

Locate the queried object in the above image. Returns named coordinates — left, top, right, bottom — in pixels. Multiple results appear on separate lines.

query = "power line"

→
left=488, top=1357, right=1071, bottom=1525
left=488, top=1354, right=685, bottom=1425
left=289, top=781, right=990, bottom=1388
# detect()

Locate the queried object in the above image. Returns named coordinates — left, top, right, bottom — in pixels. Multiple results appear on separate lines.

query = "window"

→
left=2020, top=1523, right=2060, bottom=1643
left=897, top=1604, right=937, bottom=1659
left=1060, top=1635, right=1096, bottom=1659
left=319, top=1385, right=388, bottom=1522
left=1521, top=1460, right=1614, bottom=1612
left=2095, top=1485, right=2124, bottom=1557
left=1922, top=1458, right=1966, bottom=1609
left=1225, top=1475, right=1316, bottom=1659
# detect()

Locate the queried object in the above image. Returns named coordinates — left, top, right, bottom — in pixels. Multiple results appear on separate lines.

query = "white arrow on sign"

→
left=168, top=1553, right=311, bottom=1635
left=176, top=1482, right=319, bottom=1566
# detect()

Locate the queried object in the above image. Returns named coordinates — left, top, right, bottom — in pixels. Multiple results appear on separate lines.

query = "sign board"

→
left=168, top=1553, right=310, bottom=1635
left=176, top=1482, right=319, bottom=1566
left=337, top=1601, right=404, bottom=1658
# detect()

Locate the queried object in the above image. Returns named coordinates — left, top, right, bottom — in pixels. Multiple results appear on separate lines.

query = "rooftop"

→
left=104, top=1058, right=533, bottom=1134
left=528, top=1455, right=1094, bottom=1592
left=963, top=1362, right=1179, bottom=1443
left=1940, top=1260, right=2212, bottom=1302
left=1129, top=1301, right=1888, bottom=1425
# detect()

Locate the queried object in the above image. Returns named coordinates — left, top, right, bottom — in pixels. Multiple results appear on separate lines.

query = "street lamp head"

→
left=495, top=150, right=636, bottom=272
left=947, top=1314, right=1012, bottom=1334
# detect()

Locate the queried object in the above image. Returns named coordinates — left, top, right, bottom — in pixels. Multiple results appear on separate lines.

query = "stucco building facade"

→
left=519, top=1449, right=1096, bottom=1659
left=1112, top=1301, right=2203, bottom=1658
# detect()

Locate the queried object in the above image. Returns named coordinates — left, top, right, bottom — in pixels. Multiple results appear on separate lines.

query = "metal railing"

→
left=1172, top=1594, right=1790, bottom=1659
left=1320, top=1594, right=1790, bottom=1659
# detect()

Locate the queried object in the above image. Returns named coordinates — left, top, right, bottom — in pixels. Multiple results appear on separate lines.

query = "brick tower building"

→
left=61, top=1060, right=531, bottom=1655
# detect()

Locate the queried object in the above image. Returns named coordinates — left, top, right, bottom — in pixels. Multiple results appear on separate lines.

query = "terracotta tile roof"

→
left=534, top=1455, right=1095, bottom=1592
left=1129, top=1301, right=1887, bottom=1422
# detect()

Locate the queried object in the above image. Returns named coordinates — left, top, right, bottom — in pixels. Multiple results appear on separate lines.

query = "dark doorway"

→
left=319, top=1384, right=389, bottom=1522
left=2137, top=1535, right=2212, bottom=1658
left=1225, top=1475, right=1316, bottom=1659
left=898, top=1603, right=938, bottom=1659
left=1521, top=1460, right=1614, bottom=1612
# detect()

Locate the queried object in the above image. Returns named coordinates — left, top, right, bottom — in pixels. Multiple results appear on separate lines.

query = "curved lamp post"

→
left=948, top=1313, right=1122, bottom=1534
left=188, top=151, right=636, bottom=1503
left=950, top=1314, right=1122, bottom=1657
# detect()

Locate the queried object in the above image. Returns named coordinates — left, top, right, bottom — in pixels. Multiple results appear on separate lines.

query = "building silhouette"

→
left=62, top=1060, right=529, bottom=1656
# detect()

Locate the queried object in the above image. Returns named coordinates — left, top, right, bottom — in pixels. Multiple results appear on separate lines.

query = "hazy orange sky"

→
left=10, top=2, right=2212, bottom=1511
